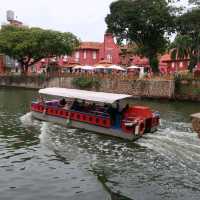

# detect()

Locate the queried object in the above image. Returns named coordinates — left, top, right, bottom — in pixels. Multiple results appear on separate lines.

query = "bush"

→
left=72, top=76, right=101, bottom=89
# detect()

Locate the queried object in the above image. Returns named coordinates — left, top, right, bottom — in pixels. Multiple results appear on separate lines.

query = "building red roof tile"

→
left=80, top=42, right=102, bottom=50
left=97, top=59, right=112, bottom=65
left=160, top=53, right=171, bottom=62
left=160, top=53, right=190, bottom=63
left=132, top=56, right=149, bottom=66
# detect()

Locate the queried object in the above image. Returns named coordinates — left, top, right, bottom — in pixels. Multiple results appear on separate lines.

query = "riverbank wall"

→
left=0, top=75, right=175, bottom=99
left=175, top=79, right=200, bottom=101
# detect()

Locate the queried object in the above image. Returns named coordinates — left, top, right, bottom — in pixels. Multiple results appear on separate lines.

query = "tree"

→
left=172, top=8, right=200, bottom=70
left=189, top=0, right=200, bottom=6
left=176, top=8, right=200, bottom=35
left=170, top=35, right=196, bottom=71
left=0, top=25, right=79, bottom=73
left=170, top=35, right=192, bottom=60
left=105, top=0, right=175, bottom=72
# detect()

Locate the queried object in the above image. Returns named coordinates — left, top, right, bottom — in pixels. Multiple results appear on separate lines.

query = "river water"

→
left=0, top=87, right=200, bottom=200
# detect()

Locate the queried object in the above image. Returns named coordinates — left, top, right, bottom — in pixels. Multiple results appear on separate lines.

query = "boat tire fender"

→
left=139, top=121, right=145, bottom=135
left=135, top=121, right=145, bottom=136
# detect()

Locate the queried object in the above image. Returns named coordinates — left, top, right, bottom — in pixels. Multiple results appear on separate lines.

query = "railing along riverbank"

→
left=41, top=72, right=174, bottom=81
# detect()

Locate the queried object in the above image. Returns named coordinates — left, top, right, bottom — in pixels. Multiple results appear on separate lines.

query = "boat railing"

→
left=31, top=102, right=111, bottom=127
left=70, top=109, right=110, bottom=119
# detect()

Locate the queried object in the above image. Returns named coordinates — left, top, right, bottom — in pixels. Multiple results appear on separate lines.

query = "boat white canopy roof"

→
left=39, top=87, right=132, bottom=104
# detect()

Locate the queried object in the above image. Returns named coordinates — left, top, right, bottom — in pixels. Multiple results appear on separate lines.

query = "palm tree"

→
left=170, top=35, right=192, bottom=59
left=170, top=34, right=199, bottom=72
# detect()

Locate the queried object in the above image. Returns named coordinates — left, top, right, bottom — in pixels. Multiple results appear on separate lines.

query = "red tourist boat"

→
left=30, top=88, right=160, bottom=140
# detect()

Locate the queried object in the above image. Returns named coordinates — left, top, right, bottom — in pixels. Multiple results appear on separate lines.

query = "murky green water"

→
left=0, top=87, right=200, bottom=200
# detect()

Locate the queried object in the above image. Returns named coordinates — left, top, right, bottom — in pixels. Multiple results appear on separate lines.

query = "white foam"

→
left=20, top=112, right=33, bottom=127
left=39, top=122, right=50, bottom=144
left=138, top=120, right=200, bottom=166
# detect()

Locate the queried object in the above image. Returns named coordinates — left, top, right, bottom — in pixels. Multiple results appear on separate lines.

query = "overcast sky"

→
left=0, top=0, right=188, bottom=42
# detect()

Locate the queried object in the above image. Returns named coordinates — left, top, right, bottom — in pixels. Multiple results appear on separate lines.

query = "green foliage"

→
left=1, top=74, right=46, bottom=85
left=105, top=0, right=175, bottom=72
left=174, top=75, right=181, bottom=93
left=193, top=87, right=200, bottom=95
left=176, top=8, right=200, bottom=35
left=175, top=80, right=200, bottom=96
left=170, top=35, right=193, bottom=60
left=189, top=0, right=200, bottom=6
left=175, top=73, right=200, bottom=97
left=170, top=8, right=200, bottom=71
left=0, top=25, right=79, bottom=73
left=169, top=35, right=194, bottom=71
left=72, top=77, right=101, bottom=89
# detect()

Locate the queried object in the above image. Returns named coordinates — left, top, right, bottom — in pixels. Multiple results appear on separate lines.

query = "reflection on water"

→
left=1, top=88, right=200, bottom=200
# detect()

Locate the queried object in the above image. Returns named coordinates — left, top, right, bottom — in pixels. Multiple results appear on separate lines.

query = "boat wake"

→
left=20, top=112, right=34, bottom=127
left=37, top=118, right=200, bottom=170
left=138, top=119, right=200, bottom=173
left=39, top=122, right=84, bottom=162
left=36, top=118, right=200, bottom=199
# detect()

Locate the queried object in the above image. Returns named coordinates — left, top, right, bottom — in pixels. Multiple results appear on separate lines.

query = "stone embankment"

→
left=191, top=113, right=200, bottom=137
left=175, top=79, right=200, bottom=101
left=0, top=75, right=175, bottom=99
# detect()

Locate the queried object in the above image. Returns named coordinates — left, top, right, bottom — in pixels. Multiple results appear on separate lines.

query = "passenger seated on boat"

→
left=38, top=95, right=45, bottom=105
left=104, top=103, right=108, bottom=108
left=63, top=101, right=72, bottom=110
left=121, top=104, right=129, bottom=117
left=79, top=100, right=86, bottom=111
left=91, top=103, right=96, bottom=110
left=114, top=101, right=122, bottom=128
left=59, top=98, right=67, bottom=107
left=107, top=105, right=116, bottom=125
left=71, top=99, right=80, bottom=110
left=116, top=100, right=120, bottom=113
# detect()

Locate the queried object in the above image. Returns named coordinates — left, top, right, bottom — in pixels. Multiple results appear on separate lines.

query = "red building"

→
left=159, top=53, right=190, bottom=74
left=69, top=33, right=120, bottom=66
left=1, top=21, right=197, bottom=75
left=40, top=33, right=120, bottom=67
left=35, top=33, right=121, bottom=72
left=0, top=54, right=5, bottom=74
left=35, top=33, right=153, bottom=73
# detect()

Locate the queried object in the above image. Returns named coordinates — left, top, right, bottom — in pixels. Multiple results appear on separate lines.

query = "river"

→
left=0, top=87, right=200, bottom=200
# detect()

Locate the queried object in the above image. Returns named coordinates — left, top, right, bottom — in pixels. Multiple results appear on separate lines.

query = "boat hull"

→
left=31, top=111, right=141, bottom=140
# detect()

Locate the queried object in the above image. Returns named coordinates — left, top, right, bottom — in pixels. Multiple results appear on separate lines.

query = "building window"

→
left=63, top=55, right=68, bottom=62
left=93, top=51, right=97, bottom=60
left=107, top=54, right=112, bottom=62
left=83, top=51, right=87, bottom=59
left=75, top=51, right=80, bottom=62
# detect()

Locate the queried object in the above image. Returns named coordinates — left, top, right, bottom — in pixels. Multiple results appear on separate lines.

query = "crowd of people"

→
left=58, top=98, right=130, bottom=126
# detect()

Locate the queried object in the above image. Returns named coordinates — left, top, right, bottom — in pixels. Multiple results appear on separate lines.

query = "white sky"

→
left=0, top=0, right=188, bottom=42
